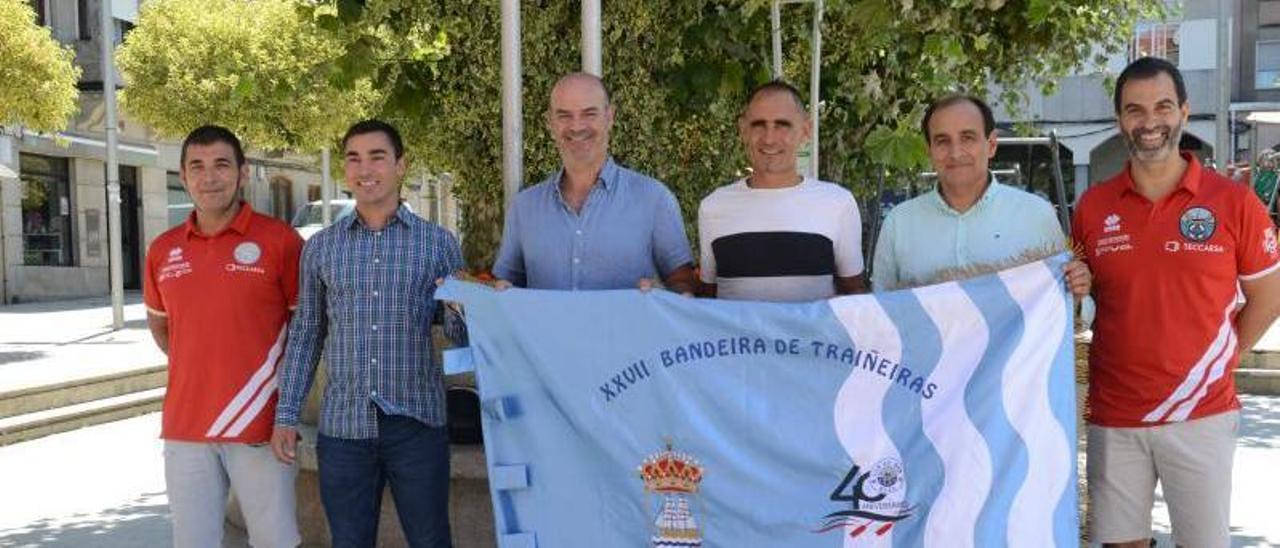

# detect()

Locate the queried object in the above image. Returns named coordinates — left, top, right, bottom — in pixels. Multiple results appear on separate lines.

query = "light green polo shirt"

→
left=871, top=177, right=1065, bottom=291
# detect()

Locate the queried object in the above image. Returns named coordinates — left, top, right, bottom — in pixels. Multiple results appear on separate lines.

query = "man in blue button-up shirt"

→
left=493, top=72, right=695, bottom=292
left=272, top=120, right=464, bottom=547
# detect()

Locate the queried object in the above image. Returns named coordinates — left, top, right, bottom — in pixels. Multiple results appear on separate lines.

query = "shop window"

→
left=28, top=0, right=46, bottom=27
left=270, top=176, right=294, bottom=221
left=1257, top=41, right=1280, bottom=89
left=1129, top=22, right=1180, bottom=66
left=20, top=154, right=74, bottom=266
left=166, top=171, right=192, bottom=227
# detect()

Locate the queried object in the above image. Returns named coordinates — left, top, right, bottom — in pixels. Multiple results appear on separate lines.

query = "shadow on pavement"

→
left=1238, top=395, right=1280, bottom=450
left=0, top=351, right=46, bottom=367
left=0, top=294, right=144, bottom=315
left=0, top=494, right=169, bottom=548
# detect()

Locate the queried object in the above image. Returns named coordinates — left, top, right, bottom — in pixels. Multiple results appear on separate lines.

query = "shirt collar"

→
left=928, top=172, right=1000, bottom=217
left=344, top=202, right=414, bottom=231
left=184, top=201, right=254, bottom=239
left=1121, top=151, right=1202, bottom=197
left=552, top=156, right=620, bottom=195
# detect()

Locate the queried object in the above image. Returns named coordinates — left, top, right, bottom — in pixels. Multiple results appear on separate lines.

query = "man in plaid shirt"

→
left=272, top=120, right=465, bottom=547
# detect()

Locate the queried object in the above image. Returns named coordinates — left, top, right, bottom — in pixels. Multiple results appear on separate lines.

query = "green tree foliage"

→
left=0, top=0, right=80, bottom=132
left=120, top=0, right=1162, bottom=266
left=116, top=0, right=402, bottom=151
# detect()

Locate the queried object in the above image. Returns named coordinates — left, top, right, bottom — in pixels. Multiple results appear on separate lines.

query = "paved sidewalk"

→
left=0, top=293, right=166, bottom=393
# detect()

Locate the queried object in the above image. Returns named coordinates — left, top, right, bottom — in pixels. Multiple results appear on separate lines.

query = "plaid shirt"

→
left=276, top=205, right=466, bottom=439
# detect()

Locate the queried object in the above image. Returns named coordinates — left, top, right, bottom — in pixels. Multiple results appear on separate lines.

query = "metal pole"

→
left=501, top=0, right=523, bottom=212
left=102, top=0, right=124, bottom=329
left=320, top=148, right=332, bottom=226
left=1216, top=0, right=1231, bottom=173
left=582, top=0, right=602, bottom=76
left=1048, top=131, right=1071, bottom=234
left=808, top=0, right=822, bottom=178
left=770, top=0, right=782, bottom=79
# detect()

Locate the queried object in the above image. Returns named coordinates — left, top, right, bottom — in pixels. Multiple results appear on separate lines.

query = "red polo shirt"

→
left=143, top=202, right=303, bottom=442
left=1072, top=153, right=1280, bottom=427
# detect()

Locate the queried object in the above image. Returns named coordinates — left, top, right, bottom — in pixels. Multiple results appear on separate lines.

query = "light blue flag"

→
left=436, top=255, right=1077, bottom=548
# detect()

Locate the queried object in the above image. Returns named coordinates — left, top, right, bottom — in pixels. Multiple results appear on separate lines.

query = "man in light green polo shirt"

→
left=871, top=94, right=1091, bottom=296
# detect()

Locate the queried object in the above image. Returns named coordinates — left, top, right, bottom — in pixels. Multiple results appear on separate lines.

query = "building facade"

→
left=993, top=0, right=1280, bottom=206
left=0, top=0, right=460, bottom=303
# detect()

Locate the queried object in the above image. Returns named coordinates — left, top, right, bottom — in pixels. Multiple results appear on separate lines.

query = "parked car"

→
left=291, top=199, right=416, bottom=239
left=291, top=199, right=356, bottom=239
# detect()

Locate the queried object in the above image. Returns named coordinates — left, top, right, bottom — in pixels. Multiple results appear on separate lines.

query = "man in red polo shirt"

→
left=1073, top=58, right=1280, bottom=548
left=144, top=126, right=304, bottom=548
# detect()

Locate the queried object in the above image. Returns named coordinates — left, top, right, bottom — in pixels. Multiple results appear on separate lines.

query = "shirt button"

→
left=373, top=258, right=380, bottom=264
left=371, top=325, right=378, bottom=331
left=573, top=257, right=581, bottom=264
left=575, top=230, right=582, bottom=236
left=374, top=231, right=382, bottom=236
left=370, top=358, right=378, bottom=364
left=371, top=390, right=378, bottom=396
left=372, top=291, right=379, bottom=297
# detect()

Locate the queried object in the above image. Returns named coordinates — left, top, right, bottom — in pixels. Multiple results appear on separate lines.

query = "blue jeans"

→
left=317, top=411, right=452, bottom=548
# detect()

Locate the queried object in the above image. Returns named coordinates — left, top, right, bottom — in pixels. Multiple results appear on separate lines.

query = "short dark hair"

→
left=342, top=119, right=404, bottom=159
left=920, top=94, right=996, bottom=141
left=744, top=79, right=806, bottom=114
left=181, top=125, right=245, bottom=167
left=1113, top=57, right=1187, bottom=114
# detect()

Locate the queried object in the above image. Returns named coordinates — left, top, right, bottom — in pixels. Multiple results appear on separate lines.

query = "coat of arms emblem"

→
left=639, top=442, right=704, bottom=547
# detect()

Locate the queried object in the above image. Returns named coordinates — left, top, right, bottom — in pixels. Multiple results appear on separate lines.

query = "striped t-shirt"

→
left=697, top=178, right=864, bottom=302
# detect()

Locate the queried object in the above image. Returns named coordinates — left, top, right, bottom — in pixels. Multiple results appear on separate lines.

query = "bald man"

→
left=493, top=73, right=696, bottom=293
left=698, top=80, right=866, bottom=301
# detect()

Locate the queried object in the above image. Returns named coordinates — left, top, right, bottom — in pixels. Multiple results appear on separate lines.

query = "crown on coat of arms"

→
left=639, top=442, right=704, bottom=494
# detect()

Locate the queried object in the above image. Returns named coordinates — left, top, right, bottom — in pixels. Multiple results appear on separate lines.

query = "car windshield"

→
left=292, top=204, right=350, bottom=227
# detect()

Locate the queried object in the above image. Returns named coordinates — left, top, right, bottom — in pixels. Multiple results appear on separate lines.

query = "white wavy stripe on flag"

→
left=205, top=325, right=287, bottom=438
left=996, top=263, right=1071, bottom=547
left=1142, top=301, right=1235, bottom=423
left=913, top=282, right=993, bottom=548
left=1167, top=311, right=1238, bottom=422
left=222, top=375, right=277, bottom=438
left=828, top=294, right=904, bottom=548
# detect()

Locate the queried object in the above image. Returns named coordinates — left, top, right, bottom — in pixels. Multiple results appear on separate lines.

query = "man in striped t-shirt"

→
left=698, top=80, right=866, bottom=302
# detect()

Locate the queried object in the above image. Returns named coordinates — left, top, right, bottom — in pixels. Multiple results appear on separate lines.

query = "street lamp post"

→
left=501, top=0, right=523, bottom=212
left=582, top=0, right=602, bottom=76
left=101, top=0, right=124, bottom=329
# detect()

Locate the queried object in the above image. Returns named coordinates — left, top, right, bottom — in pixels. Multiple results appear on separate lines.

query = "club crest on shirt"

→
left=233, top=242, right=262, bottom=265
left=1179, top=207, right=1216, bottom=242
left=1265, top=228, right=1279, bottom=257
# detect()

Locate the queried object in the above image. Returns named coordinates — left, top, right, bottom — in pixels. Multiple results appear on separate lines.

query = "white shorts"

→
left=164, top=441, right=300, bottom=548
left=1087, top=411, right=1238, bottom=547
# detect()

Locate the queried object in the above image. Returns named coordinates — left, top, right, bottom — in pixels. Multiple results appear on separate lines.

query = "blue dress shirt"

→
left=493, top=157, right=693, bottom=290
